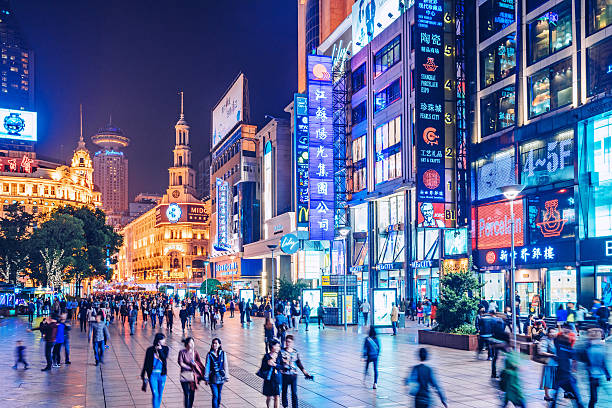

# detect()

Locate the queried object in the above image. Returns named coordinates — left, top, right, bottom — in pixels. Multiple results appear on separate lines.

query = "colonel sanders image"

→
left=418, top=202, right=445, bottom=228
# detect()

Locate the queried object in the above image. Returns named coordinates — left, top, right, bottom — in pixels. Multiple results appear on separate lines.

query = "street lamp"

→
left=499, top=184, right=525, bottom=352
left=338, top=226, right=351, bottom=331
left=203, top=260, right=210, bottom=298
left=267, top=244, right=278, bottom=317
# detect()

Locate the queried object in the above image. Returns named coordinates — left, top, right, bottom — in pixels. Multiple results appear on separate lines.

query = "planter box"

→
left=418, top=329, right=479, bottom=351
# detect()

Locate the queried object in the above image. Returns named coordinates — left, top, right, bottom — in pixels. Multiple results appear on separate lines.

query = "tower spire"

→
left=180, top=91, right=184, bottom=120
left=77, top=104, right=86, bottom=150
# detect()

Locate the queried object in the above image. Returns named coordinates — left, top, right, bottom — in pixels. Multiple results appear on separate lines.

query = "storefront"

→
left=413, top=260, right=440, bottom=301
left=580, top=236, right=612, bottom=307
left=349, top=204, right=369, bottom=301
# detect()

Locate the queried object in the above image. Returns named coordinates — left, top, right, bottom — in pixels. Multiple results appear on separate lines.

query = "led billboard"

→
left=0, top=109, right=37, bottom=142
left=352, top=0, right=408, bottom=55
left=215, top=178, right=231, bottom=251
left=155, top=203, right=209, bottom=225
left=212, top=74, right=246, bottom=150
left=476, top=200, right=524, bottom=249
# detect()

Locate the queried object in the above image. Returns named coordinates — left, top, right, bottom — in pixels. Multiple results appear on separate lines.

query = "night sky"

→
left=12, top=0, right=297, bottom=199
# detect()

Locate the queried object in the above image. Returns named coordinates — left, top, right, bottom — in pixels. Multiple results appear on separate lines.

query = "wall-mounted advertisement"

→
left=294, top=94, right=309, bottom=228
left=527, top=189, right=575, bottom=244
left=239, top=289, right=255, bottom=305
left=322, top=292, right=338, bottom=308
left=520, top=129, right=573, bottom=187
left=352, top=0, right=408, bottom=55
left=307, top=55, right=335, bottom=241
left=477, top=240, right=575, bottom=266
left=476, top=200, right=524, bottom=249
left=212, top=74, right=246, bottom=150
left=444, top=228, right=469, bottom=256
left=372, top=288, right=396, bottom=327
left=415, top=0, right=445, bottom=204
left=215, top=178, right=231, bottom=251
left=417, top=202, right=449, bottom=228
left=475, top=148, right=516, bottom=200
left=302, top=289, right=321, bottom=317
left=0, top=109, right=37, bottom=142
left=155, top=203, right=209, bottom=225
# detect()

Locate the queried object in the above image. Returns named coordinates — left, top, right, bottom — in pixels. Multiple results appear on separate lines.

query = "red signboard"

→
left=417, top=202, right=452, bottom=228
left=476, top=200, right=524, bottom=250
left=0, top=155, right=37, bottom=173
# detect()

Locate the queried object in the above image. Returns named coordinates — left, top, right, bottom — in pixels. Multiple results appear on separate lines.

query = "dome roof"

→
left=95, top=123, right=125, bottom=137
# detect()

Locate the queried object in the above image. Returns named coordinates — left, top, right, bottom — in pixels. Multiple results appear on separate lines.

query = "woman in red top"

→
left=178, top=337, right=204, bottom=408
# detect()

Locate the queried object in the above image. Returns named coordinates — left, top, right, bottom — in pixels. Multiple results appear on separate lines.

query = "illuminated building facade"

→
left=0, top=134, right=101, bottom=218
left=467, top=0, right=612, bottom=313
left=116, top=94, right=209, bottom=287
left=0, top=0, right=34, bottom=111
left=92, top=122, right=129, bottom=226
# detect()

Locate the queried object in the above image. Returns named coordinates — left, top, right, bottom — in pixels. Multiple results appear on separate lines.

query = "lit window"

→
left=374, top=116, right=402, bottom=184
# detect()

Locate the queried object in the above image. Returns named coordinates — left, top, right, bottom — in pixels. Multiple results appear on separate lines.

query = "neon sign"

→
left=477, top=241, right=575, bottom=266
left=215, top=178, right=231, bottom=251
left=536, top=199, right=567, bottom=237
left=1, top=155, right=37, bottom=173
left=294, top=94, right=309, bottom=228
left=307, top=55, right=334, bottom=241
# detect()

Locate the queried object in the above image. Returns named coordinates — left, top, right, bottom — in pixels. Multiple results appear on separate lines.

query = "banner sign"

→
left=215, top=178, right=230, bottom=251
left=415, top=0, right=445, bottom=203
left=476, top=200, right=524, bottom=250
left=294, top=94, right=309, bottom=228
left=477, top=240, right=575, bottom=266
left=307, top=55, right=335, bottom=241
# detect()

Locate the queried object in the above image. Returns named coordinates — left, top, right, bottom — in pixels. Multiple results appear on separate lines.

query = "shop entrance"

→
left=516, top=282, right=540, bottom=315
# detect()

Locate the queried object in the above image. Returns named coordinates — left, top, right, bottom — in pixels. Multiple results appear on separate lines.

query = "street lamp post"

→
left=267, top=244, right=278, bottom=317
left=203, top=260, right=210, bottom=298
left=338, top=226, right=351, bottom=331
left=499, top=184, right=525, bottom=352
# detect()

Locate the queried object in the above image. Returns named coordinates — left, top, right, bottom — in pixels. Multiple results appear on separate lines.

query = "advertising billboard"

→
left=155, top=203, right=209, bottom=225
left=302, top=289, right=321, bottom=317
left=475, top=148, right=516, bottom=200
left=476, top=200, right=524, bottom=249
left=307, top=55, right=335, bottom=241
left=415, top=0, right=445, bottom=204
left=527, top=189, right=575, bottom=244
left=351, top=0, right=408, bottom=55
left=417, top=202, right=448, bottom=228
left=520, top=129, right=573, bottom=187
left=239, top=289, right=255, bottom=305
left=212, top=74, right=246, bottom=150
left=215, top=178, right=230, bottom=251
left=372, top=288, right=396, bottom=327
left=294, top=94, right=309, bottom=228
left=0, top=109, right=37, bottom=142
left=444, top=228, right=469, bottom=256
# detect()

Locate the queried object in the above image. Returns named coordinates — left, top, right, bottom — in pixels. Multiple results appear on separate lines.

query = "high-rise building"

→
left=92, top=121, right=129, bottom=226
left=0, top=0, right=34, bottom=111
left=297, top=0, right=354, bottom=92
left=197, top=155, right=211, bottom=199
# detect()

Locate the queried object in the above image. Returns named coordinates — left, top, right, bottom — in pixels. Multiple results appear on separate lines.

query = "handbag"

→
left=180, top=370, right=195, bottom=383
left=141, top=378, right=148, bottom=392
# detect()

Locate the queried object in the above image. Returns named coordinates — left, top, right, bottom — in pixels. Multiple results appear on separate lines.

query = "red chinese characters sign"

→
left=1, top=155, right=37, bottom=173
left=476, top=200, right=524, bottom=250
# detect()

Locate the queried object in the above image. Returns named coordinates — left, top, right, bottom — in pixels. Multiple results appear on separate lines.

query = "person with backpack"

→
left=203, top=338, right=229, bottom=408
left=499, top=351, right=526, bottom=408
left=363, top=326, right=380, bottom=389
left=405, top=348, right=447, bottom=408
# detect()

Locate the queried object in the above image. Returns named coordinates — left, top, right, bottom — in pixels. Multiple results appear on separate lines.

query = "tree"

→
left=0, top=203, right=34, bottom=283
left=200, top=279, right=221, bottom=295
left=435, top=266, right=481, bottom=333
left=276, top=278, right=309, bottom=302
left=40, top=248, right=66, bottom=289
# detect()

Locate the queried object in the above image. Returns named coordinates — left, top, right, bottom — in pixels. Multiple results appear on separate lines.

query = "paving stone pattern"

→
left=1, top=313, right=610, bottom=407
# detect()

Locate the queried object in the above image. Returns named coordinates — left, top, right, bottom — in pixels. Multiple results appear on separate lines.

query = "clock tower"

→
left=166, top=92, right=197, bottom=203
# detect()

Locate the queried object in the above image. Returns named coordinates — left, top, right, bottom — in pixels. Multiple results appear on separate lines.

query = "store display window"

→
left=482, top=271, right=505, bottom=312
left=479, top=0, right=515, bottom=42
left=588, top=0, right=612, bottom=35
left=480, top=35, right=516, bottom=88
left=528, top=57, right=572, bottom=118
left=374, top=116, right=402, bottom=184
left=596, top=266, right=612, bottom=306
left=547, top=268, right=577, bottom=312
left=480, top=86, right=515, bottom=136
left=527, top=1, right=572, bottom=64
left=587, top=36, right=612, bottom=97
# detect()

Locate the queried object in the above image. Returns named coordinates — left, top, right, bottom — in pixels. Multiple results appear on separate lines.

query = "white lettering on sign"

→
left=606, top=240, right=612, bottom=257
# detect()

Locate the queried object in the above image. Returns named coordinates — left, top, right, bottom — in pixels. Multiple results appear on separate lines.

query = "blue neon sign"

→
left=307, top=55, right=335, bottom=241
left=215, top=178, right=231, bottom=251
left=294, top=94, right=309, bottom=228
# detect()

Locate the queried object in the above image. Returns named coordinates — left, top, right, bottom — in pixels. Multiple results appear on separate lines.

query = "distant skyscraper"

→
left=92, top=121, right=129, bottom=226
left=0, top=0, right=34, bottom=110
left=197, top=155, right=210, bottom=199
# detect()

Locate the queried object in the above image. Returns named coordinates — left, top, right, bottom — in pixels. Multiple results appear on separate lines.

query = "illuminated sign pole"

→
left=294, top=94, right=309, bottom=228
left=307, top=55, right=335, bottom=241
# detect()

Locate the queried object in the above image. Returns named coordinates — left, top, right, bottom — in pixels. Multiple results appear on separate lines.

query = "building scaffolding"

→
left=332, top=63, right=350, bottom=230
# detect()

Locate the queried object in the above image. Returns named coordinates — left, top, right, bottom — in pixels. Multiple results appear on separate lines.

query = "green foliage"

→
left=276, top=278, right=309, bottom=301
left=0, top=204, right=34, bottom=283
left=435, top=269, right=481, bottom=333
left=200, top=279, right=221, bottom=295
left=451, top=323, right=478, bottom=335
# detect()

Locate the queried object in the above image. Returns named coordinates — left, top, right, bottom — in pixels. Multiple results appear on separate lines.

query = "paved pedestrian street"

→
left=1, top=314, right=610, bottom=408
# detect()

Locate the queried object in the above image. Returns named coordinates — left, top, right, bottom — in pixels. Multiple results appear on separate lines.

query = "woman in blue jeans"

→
left=204, top=338, right=229, bottom=408
left=363, top=326, right=380, bottom=389
left=141, top=333, right=169, bottom=408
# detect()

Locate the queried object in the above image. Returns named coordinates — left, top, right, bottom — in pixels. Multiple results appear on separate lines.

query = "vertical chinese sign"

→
left=415, top=0, right=445, bottom=204
left=215, top=177, right=230, bottom=251
left=307, top=55, right=335, bottom=241
left=294, top=94, right=309, bottom=229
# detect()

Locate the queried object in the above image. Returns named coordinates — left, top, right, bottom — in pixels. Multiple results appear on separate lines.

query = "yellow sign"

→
left=322, top=292, right=337, bottom=307
left=442, top=258, right=469, bottom=274
left=345, top=295, right=353, bottom=324
left=321, top=275, right=330, bottom=286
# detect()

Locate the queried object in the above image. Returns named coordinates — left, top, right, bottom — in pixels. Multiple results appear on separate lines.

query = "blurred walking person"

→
left=141, top=333, right=169, bottom=408
left=405, top=348, right=447, bottom=408
left=180, top=304, right=189, bottom=333
left=538, top=327, right=558, bottom=402
left=203, top=338, right=229, bottom=408
left=280, top=335, right=312, bottom=408
left=258, top=339, right=283, bottom=408
left=166, top=305, right=174, bottom=332
left=178, top=337, right=204, bottom=408
left=128, top=304, right=138, bottom=335
left=499, top=352, right=526, bottom=408
left=550, top=328, right=585, bottom=408
left=581, top=328, right=610, bottom=408
left=12, top=340, right=28, bottom=370
left=363, top=326, right=380, bottom=389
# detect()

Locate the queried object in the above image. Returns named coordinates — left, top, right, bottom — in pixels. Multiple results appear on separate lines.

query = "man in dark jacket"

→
left=128, top=304, right=138, bottom=335
left=239, top=300, right=245, bottom=324
left=179, top=305, right=188, bottom=332
left=550, top=329, right=585, bottom=408
left=30, top=316, right=58, bottom=371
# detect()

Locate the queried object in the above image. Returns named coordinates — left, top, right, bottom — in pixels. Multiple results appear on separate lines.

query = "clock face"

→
left=172, top=190, right=180, bottom=198
left=166, top=203, right=182, bottom=223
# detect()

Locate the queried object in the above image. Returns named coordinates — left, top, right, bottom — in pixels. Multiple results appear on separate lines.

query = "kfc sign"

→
left=476, top=200, right=524, bottom=250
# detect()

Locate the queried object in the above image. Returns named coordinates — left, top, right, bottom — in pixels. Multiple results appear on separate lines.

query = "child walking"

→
left=13, top=340, right=29, bottom=370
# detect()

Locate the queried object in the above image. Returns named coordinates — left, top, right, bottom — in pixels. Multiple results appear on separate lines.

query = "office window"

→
left=352, top=63, right=366, bottom=94
left=588, top=0, right=612, bottom=34
left=528, top=1, right=572, bottom=64
left=587, top=36, right=612, bottom=96
left=352, top=134, right=366, bottom=162
left=352, top=101, right=367, bottom=125
left=526, top=0, right=550, bottom=13
left=480, top=35, right=516, bottom=88
left=352, top=166, right=366, bottom=193
left=529, top=57, right=572, bottom=118
left=374, top=78, right=401, bottom=113
left=374, top=116, right=402, bottom=184
left=374, top=36, right=401, bottom=78
left=479, top=0, right=515, bottom=42
left=480, top=86, right=516, bottom=136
